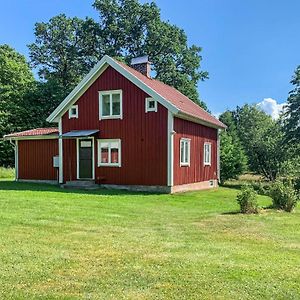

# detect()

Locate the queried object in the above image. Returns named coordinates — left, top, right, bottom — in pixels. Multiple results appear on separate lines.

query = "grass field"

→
left=0, top=181, right=299, bottom=299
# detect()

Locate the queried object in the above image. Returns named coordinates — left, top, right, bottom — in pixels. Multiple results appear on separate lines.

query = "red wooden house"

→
left=4, top=55, right=226, bottom=193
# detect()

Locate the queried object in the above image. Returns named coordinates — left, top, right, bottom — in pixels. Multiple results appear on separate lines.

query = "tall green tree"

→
left=0, top=44, right=34, bottom=166
left=284, top=66, right=300, bottom=143
left=28, top=14, right=100, bottom=96
left=230, top=105, right=285, bottom=181
left=29, top=0, right=208, bottom=109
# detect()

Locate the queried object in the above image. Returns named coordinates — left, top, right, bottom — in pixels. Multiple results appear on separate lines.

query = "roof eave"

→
left=176, top=111, right=227, bottom=130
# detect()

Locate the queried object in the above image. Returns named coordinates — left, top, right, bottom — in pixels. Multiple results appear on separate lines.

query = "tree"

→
left=28, top=14, right=100, bottom=96
left=29, top=1, right=209, bottom=109
left=284, top=66, right=300, bottom=143
left=220, top=130, right=247, bottom=183
left=0, top=45, right=34, bottom=166
left=222, top=105, right=286, bottom=181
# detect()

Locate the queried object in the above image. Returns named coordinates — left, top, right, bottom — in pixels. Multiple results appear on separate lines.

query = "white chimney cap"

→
left=131, top=55, right=149, bottom=65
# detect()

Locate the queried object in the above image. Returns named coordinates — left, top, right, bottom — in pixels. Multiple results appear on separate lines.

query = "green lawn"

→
left=0, top=181, right=299, bottom=299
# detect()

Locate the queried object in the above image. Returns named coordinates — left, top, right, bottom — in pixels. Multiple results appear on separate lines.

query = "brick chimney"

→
left=130, top=55, right=151, bottom=78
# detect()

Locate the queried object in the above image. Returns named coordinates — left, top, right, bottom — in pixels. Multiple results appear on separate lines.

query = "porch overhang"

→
left=61, top=129, right=99, bottom=138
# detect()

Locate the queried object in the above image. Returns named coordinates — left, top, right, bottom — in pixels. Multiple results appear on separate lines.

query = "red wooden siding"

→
left=173, top=117, right=218, bottom=185
left=18, top=139, right=58, bottom=180
left=62, top=66, right=168, bottom=186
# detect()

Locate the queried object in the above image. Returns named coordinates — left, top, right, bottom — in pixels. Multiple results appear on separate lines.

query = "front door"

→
left=78, top=139, right=93, bottom=179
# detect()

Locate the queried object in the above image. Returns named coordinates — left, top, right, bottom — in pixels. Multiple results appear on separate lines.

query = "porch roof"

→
left=61, top=129, right=99, bottom=138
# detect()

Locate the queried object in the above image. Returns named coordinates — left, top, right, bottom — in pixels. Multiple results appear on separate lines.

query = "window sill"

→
left=204, top=163, right=211, bottom=166
left=100, top=115, right=122, bottom=120
left=180, top=163, right=190, bottom=167
left=98, top=164, right=121, bottom=167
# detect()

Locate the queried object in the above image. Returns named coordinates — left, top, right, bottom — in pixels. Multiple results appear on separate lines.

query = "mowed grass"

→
left=0, top=182, right=299, bottom=299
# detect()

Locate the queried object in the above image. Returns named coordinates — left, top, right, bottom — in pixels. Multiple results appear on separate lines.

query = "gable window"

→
left=69, top=105, right=78, bottom=119
left=145, top=97, right=157, bottom=113
left=180, top=138, right=190, bottom=166
left=204, top=142, right=212, bottom=166
left=99, top=90, right=122, bottom=119
left=98, top=139, right=121, bottom=167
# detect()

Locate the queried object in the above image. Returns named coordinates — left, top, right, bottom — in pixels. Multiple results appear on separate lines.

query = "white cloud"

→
left=257, top=98, right=285, bottom=119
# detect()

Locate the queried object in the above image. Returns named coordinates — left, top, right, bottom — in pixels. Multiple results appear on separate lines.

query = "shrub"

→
left=251, top=181, right=271, bottom=196
left=0, top=167, right=15, bottom=179
left=237, top=185, right=259, bottom=214
left=269, top=180, right=299, bottom=212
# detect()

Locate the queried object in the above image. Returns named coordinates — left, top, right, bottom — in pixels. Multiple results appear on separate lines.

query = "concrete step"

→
left=62, top=180, right=99, bottom=190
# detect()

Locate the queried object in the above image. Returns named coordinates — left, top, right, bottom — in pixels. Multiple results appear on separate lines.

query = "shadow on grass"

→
left=221, top=211, right=241, bottom=215
left=0, top=180, right=163, bottom=197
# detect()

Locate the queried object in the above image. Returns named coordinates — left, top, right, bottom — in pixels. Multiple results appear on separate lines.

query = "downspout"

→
left=9, top=138, right=18, bottom=181
left=58, top=118, right=64, bottom=184
left=217, top=129, right=220, bottom=183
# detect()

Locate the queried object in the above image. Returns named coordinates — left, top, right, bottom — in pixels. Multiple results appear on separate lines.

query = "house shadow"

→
left=0, top=180, right=163, bottom=197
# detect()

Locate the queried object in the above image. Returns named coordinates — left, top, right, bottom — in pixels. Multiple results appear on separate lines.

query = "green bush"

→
left=237, top=185, right=259, bottom=214
left=251, top=181, right=271, bottom=196
left=270, top=181, right=299, bottom=212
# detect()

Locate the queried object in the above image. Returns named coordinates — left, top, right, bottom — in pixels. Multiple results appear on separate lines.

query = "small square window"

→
left=145, top=97, right=157, bottom=113
left=69, top=105, right=78, bottom=119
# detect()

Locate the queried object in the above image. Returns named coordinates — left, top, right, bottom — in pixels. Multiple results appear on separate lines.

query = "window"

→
left=204, top=142, right=212, bottom=166
left=98, top=139, right=121, bottom=167
left=99, top=90, right=122, bottom=119
left=145, top=97, right=157, bottom=112
left=69, top=105, right=78, bottom=119
left=180, top=138, right=190, bottom=166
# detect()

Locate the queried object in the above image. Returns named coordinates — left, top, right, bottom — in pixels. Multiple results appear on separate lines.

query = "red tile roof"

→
left=115, top=60, right=226, bottom=129
left=4, top=128, right=58, bottom=138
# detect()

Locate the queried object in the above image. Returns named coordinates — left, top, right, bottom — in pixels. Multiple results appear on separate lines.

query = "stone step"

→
left=62, top=180, right=99, bottom=190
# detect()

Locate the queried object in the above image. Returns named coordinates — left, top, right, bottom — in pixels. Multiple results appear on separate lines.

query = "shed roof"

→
left=4, top=128, right=58, bottom=139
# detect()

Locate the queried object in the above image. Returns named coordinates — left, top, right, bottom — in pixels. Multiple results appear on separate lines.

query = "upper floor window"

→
left=180, top=138, right=190, bottom=167
left=98, top=139, right=121, bottom=167
left=99, top=90, right=122, bottom=120
left=145, top=97, right=157, bottom=113
left=69, top=105, right=78, bottom=119
left=204, top=142, right=212, bottom=166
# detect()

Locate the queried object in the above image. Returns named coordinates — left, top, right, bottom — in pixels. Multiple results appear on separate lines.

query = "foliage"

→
left=29, top=1, right=209, bottom=109
left=284, top=66, right=300, bottom=143
left=0, top=167, right=14, bottom=179
left=0, top=44, right=34, bottom=166
left=220, top=105, right=286, bottom=181
left=236, top=184, right=259, bottom=214
left=220, top=130, right=247, bottom=183
left=270, top=180, right=299, bottom=212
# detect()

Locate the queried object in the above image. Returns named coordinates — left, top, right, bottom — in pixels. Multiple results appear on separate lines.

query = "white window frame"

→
left=98, top=139, right=121, bottom=167
left=68, top=105, right=78, bottom=119
left=180, top=138, right=190, bottom=167
left=145, top=97, right=157, bottom=113
left=204, top=142, right=212, bottom=166
left=99, top=90, right=123, bottom=120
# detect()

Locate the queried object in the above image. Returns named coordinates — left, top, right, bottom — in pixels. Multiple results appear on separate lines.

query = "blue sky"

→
left=0, top=0, right=299, bottom=116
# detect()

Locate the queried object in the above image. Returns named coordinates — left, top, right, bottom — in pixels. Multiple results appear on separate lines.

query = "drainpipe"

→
left=9, top=138, right=18, bottom=181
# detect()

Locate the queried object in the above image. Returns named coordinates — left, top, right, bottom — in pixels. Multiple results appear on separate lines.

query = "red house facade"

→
left=4, top=55, right=226, bottom=193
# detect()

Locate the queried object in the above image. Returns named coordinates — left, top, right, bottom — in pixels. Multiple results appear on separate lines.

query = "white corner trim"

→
left=217, top=130, right=220, bottom=181
left=46, top=55, right=179, bottom=123
left=58, top=119, right=63, bottom=184
left=167, top=111, right=174, bottom=186
left=15, top=140, right=18, bottom=180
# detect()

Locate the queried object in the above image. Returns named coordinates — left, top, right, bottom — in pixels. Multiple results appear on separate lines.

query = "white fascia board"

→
left=47, top=55, right=179, bottom=123
left=106, top=56, right=179, bottom=114
left=3, top=135, right=58, bottom=141
left=176, top=111, right=226, bottom=130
